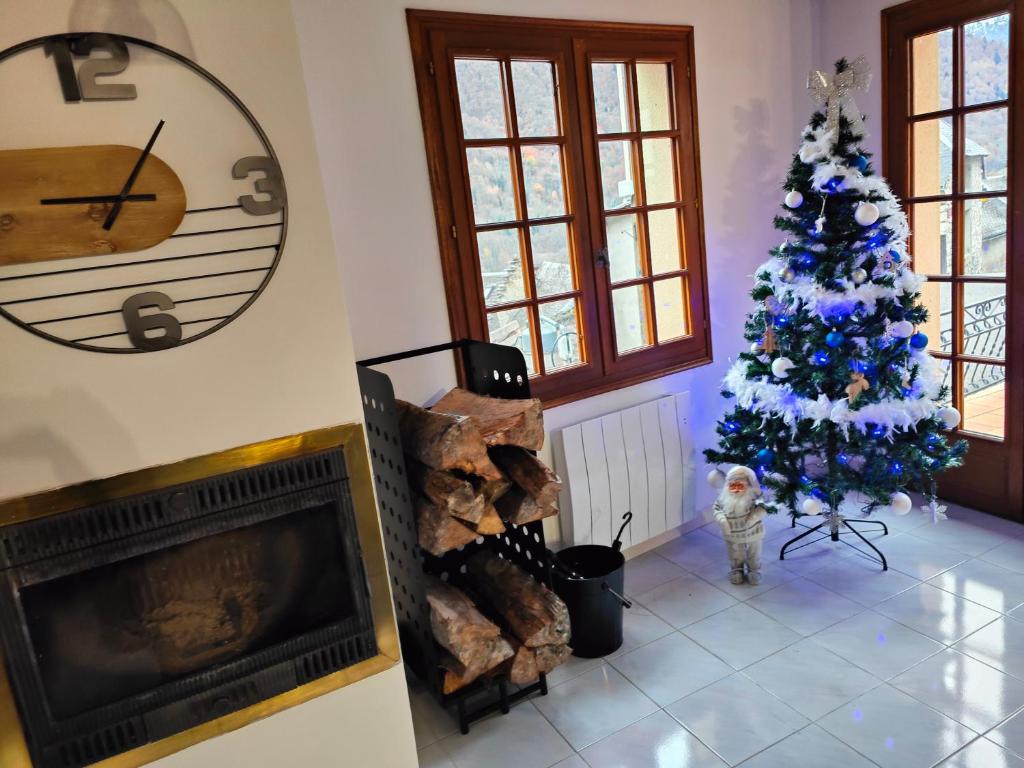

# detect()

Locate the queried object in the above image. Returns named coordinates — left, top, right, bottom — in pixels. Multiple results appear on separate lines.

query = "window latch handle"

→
left=595, top=247, right=608, bottom=267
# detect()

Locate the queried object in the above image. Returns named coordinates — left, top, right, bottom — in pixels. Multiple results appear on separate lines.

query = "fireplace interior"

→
left=0, top=441, right=379, bottom=768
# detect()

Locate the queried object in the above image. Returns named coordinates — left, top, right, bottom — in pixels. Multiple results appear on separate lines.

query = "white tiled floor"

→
left=414, top=501, right=1024, bottom=767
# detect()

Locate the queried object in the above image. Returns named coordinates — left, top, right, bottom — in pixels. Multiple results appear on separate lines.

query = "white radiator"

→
left=553, top=393, right=697, bottom=550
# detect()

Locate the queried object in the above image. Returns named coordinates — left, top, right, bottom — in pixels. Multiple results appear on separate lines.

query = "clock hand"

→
left=102, top=119, right=165, bottom=231
left=41, top=193, right=156, bottom=205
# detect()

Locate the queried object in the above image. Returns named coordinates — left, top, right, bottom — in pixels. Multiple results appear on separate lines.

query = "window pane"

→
left=530, top=223, right=573, bottom=297
left=919, top=280, right=951, bottom=354
left=455, top=59, right=507, bottom=139
left=477, top=229, right=525, bottom=307
left=963, top=283, right=1006, bottom=360
left=599, top=140, right=636, bottom=210
left=592, top=62, right=631, bottom=134
left=488, top=307, right=535, bottom=375
left=642, top=138, right=676, bottom=204
left=648, top=208, right=682, bottom=274
left=962, top=362, right=1005, bottom=439
left=964, top=14, right=1009, bottom=107
left=466, top=147, right=517, bottom=224
left=521, top=145, right=565, bottom=219
left=934, top=356, right=953, bottom=406
left=912, top=118, right=952, bottom=196
left=964, top=108, right=1007, bottom=193
left=612, top=285, right=650, bottom=354
left=910, top=202, right=952, bottom=275
left=963, top=197, right=1007, bottom=276
left=539, top=299, right=582, bottom=371
left=912, top=29, right=952, bottom=114
left=605, top=214, right=642, bottom=283
left=653, top=277, right=687, bottom=342
left=636, top=62, right=672, bottom=131
left=511, top=60, right=559, bottom=137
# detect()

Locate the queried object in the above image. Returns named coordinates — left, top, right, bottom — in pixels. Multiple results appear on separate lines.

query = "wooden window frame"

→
left=883, top=0, right=1023, bottom=513
left=407, top=10, right=712, bottom=407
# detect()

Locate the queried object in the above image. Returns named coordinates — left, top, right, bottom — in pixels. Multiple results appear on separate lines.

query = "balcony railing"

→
left=939, top=295, right=1006, bottom=396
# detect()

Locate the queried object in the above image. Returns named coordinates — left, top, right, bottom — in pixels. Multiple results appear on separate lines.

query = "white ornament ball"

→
left=750, top=341, right=764, bottom=354
left=854, top=202, right=880, bottom=226
left=771, top=357, right=795, bottom=379
left=707, top=469, right=726, bottom=489
left=937, top=406, right=962, bottom=430
left=890, top=492, right=913, bottom=516
left=851, top=267, right=868, bottom=284
left=784, top=190, right=804, bottom=209
left=801, top=498, right=824, bottom=516
left=778, top=267, right=796, bottom=282
left=890, top=320, right=914, bottom=338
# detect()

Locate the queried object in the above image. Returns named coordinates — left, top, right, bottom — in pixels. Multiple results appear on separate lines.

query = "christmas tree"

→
left=704, top=57, right=967, bottom=520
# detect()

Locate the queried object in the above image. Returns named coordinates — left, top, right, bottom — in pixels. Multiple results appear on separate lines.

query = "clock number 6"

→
left=233, top=156, right=286, bottom=215
left=45, top=34, right=137, bottom=102
left=122, top=292, right=182, bottom=351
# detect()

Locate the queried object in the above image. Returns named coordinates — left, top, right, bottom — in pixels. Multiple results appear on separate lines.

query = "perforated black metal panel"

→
left=357, top=340, right=552, bottom=732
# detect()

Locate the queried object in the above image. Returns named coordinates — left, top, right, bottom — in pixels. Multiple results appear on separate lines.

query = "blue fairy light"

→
left=850, top=359, right=867, bottom=374
left=800, top=474, right=811, bottom=485
left=775, top=314, right=792, bottom=328
left=888, top=362, right=901, bottom=372
left=823, top=176, right=844, bottom=193
left=812, top=349, right=831, bottom=366
left=890, top=461, right=903, bottom=474
left=723, top=420, right=741, bottom=433
left=926, top=433, right=940, bottom=445
left=863, top=363, right=879, bottom=379
left=796, top=252, right=817, bottom=270
left=866, top=230, right=889, bottom=249
left=811, top=487, right=829, bottom=501
left=902, top=387, right=914, bottom=397
left=871, top=424, right=887, bottom=438
left=837, top=452, right=850, bottom=466
left=825, top=330, right=845, bottom=348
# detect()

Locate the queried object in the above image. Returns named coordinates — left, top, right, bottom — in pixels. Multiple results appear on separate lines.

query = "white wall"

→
left=294, top=0, right=818, bottom=528
left=0, top=1, right=416, bottom=765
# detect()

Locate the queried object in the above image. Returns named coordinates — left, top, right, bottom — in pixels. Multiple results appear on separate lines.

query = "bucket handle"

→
left=612, top=512, right=633, bottom=552
left=601, top=582, right=632, bottom=609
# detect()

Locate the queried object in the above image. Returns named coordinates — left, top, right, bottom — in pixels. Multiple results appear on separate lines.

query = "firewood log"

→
left=488, top=446, right=561, bottom=509
left=494, top=485, right=558, bottom=525
left=416, top=497, right=478, bottom=556
left=396, top=400, right=502, bottom=480
left=533, top=643, right=572, bottom=674
left=474, top=474, right=512, bottom=505
left=432, top=387, right=545, bottom=450
left=439, top=640, right=513, bottom=694
left=472, top=504, right=506, bottom=536
left=467, top=552, right=570, bottom=647
left=407, top=458, right=486, bottom=524
left=506, top=639, right=539, bottom=685
left=425, top=577, right=501, bottom=668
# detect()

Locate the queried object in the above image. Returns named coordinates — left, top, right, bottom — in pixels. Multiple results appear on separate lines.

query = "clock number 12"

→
left=44, top=34, right=137, bottom=102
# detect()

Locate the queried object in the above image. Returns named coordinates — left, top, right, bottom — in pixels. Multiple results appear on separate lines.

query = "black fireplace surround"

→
left=0, top=448, right=377, bottom=768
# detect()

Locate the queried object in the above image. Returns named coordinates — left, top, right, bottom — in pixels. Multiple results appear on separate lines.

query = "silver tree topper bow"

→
left=807, top=56, right=872, bottom=137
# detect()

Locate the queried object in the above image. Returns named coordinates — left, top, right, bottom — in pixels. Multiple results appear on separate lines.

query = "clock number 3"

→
left=122, top=292, right=182, bottom=351
left=233, top=156, right=286, bottom=215
left=45, top=34, right=137, bottom=102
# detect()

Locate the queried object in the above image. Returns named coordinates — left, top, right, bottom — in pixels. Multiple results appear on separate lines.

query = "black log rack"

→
left=357, top=339, right=551, bottom=734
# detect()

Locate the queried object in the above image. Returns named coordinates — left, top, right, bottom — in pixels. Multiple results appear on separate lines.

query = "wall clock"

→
left=0, top=33, right=287, bottom=352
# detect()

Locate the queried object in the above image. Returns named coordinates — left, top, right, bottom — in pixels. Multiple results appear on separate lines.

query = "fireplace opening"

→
left=0, top=444, right=379, bottom=768
left=23, top=501, right=355, bottom=721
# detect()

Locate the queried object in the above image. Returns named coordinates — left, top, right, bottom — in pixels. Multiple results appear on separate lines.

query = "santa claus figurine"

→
left=712, top=466, right=767, bottom=585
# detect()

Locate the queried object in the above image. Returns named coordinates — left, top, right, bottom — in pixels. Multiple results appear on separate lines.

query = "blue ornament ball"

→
left=825, top=330, right=845, bottom=348
left=754, top=447, right=775, bottom=466
left=910, top=332, right=928, bottom=349
left=855, top=154, right=870, bottom=172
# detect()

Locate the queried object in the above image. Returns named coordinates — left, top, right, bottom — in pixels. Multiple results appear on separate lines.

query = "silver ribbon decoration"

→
left=807, top=56, right=872, bottom=137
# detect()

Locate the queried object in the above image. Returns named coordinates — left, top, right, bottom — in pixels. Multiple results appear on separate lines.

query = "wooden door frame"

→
left=883, top=0, right=1023, bottom=517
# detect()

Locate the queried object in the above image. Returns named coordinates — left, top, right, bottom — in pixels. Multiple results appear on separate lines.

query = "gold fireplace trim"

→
left=0, top=424, right=400, bottom=768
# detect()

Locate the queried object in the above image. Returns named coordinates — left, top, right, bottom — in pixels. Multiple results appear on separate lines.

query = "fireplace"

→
left=0, top=426, right=397, bottom=768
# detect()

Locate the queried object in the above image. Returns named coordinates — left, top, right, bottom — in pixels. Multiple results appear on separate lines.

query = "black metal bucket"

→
left=550, top=513, right=633, bottom=658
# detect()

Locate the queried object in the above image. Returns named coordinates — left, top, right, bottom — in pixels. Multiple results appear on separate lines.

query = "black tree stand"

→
left=779, top=511, right=889, bottom=570
left=357, top=340, right=550, bottom=734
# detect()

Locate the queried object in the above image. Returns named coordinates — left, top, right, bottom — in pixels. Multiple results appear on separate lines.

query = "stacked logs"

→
left=396, top=388, right=561, bottom=557
left=399, top=387, right=570, bottom=691
left=425, top=554, right=571, bottom=692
